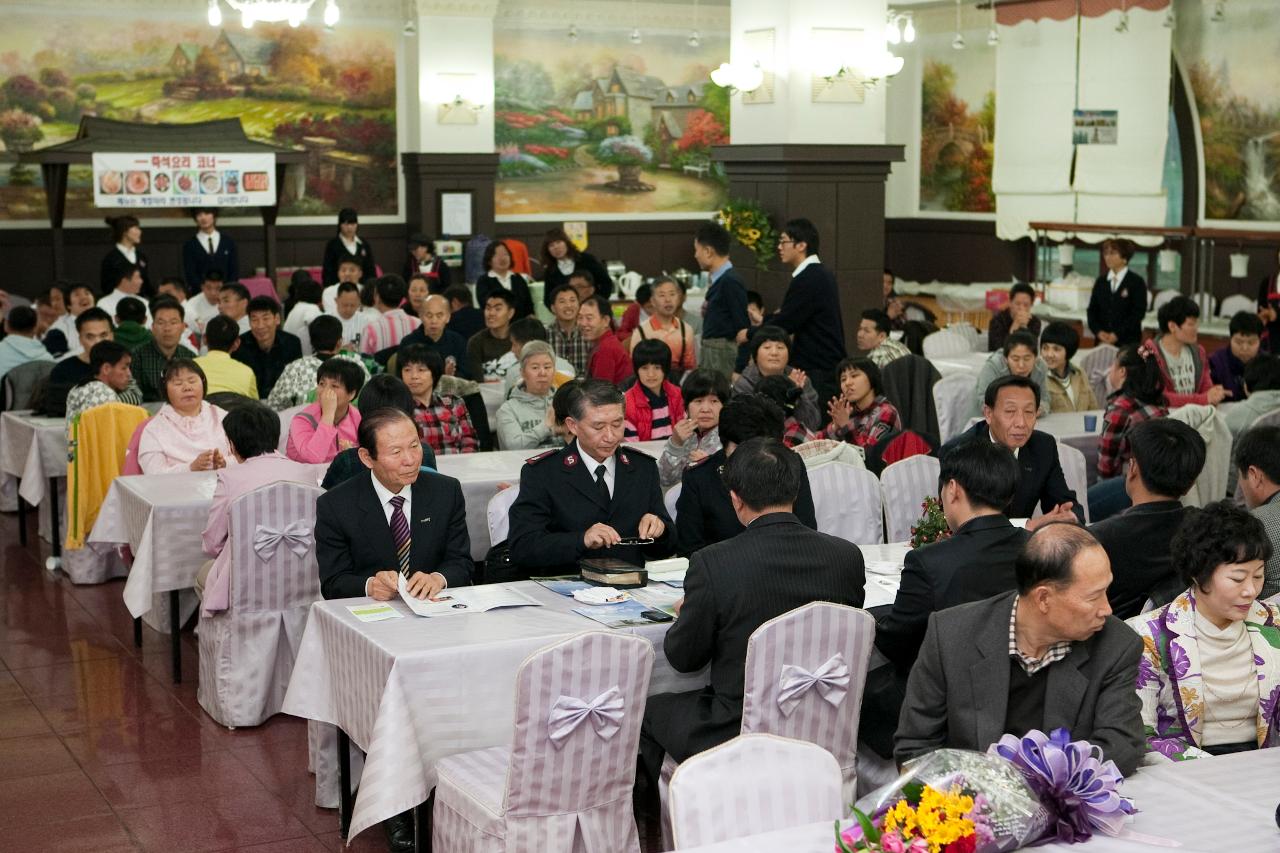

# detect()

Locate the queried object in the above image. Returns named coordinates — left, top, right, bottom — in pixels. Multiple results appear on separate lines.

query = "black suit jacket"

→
left=646, top=513, right=866, bottom=762
left=321, top=236, right=378, bottom=286
left=764, top=262, right=847, bottom=374
left=675, top=447, right=817, bottom=556
left=182, top=233, right=239, bottom=293
left=232, top=330, right=303, bottom=398
left=895, top=591, right=1144, bottom=776
left=943, top=423, right=1080, bottom=521
left=475, top=273, right=535, bottom=319
left=1087, top=271, right=1147, bottom=346
left=316, top=469, right=473, bottom=600
left=508, top=441, right=674, bottom=576
left=100, top=247, right=151, bottom=298
left=1089, top=500, right=1189, bottom=619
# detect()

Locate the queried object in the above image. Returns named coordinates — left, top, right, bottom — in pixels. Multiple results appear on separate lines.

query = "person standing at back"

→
left=182, top=207, right=239, bottom=293
left=1087, top=238, right=1147, bottom=347
left=694, top=221, right=750, bottom=380
left=765, top=218, right=847, bottom=407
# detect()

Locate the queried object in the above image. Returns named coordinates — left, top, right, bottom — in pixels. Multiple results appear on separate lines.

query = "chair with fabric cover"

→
left=881, top=454, right=940, bottom=542
left=664, top=482, right=681, bottom=522
left=1168, top=405, right=1231, bottom=508
left=807, top=462, right=883, bottom=545
left=197, top=481, right=324, bottom=728
left=881, top=355, right=941, bottom=438
left=120, top=417, right=153, bottom=477
left=1219, top=293, right=1255, bottom=318
left=432, top=631, right=654, bottom=853
left=932, top=373, right=977, bottom=444
left=1152, top=289, right=1179, bottom=313
left=1078, top=344, right=1118, bottom=411
left=948, top=320, right=985, bottom=352
left=667, top=734, right=842, bottom=850
left=658, top=602, right=875, bottom=845
left=1, top=359, right=54, bottom=411
left=276, top=404, right=305, bottom=453
left=1249, top=408, right=1280, bottom=431
left=1057, top=442, right=1091, bottom=524
left=486, top=485, right=521, bottom=546
left=922, top=328, right=971, bottom=359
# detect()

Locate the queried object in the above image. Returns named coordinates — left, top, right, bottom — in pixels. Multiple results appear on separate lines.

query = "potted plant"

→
left=718, top=199, right=778, bottom=269
left=596, top=134, right=654, bottom=191
left=908, top=496, right=950, bottom=549
left=0, top=109, right=44, bottom=153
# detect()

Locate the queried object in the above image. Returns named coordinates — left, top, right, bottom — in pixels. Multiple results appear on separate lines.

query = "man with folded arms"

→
left=894, top=523, right=1144, bottom=776
left=639, top=437, right=865, bottom=782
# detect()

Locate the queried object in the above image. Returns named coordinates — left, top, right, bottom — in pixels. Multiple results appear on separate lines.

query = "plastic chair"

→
left=922, top=328, right=971, bottom=359
left=1057, top=442, right=1091, bottom=524
left=197, top=481, right=324, bottom=728
left=120, top=416, right=153, bottom=476
left=486, top=485, right=521, bottom=545
left=432, top=631, right=654, bottom=853
left=881, top=455, right=940, bottom=542
left=664, top=482, right=681, bottom=522
left=932, top=373, right=976, bottom=443
left=667, top=735, right=842, bottom=850
left=807, top=462, right=883, bottom=545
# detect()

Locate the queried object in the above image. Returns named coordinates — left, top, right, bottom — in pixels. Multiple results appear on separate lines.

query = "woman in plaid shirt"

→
left=396, top=344, right=477, bottom=455
left=816, top=357, right=902, bottom=449
left=1089, top=343, right=1169, bottom=520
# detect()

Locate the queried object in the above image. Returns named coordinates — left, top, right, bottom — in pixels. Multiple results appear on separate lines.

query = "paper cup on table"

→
left=1083, top=414, right=1098, bottom=431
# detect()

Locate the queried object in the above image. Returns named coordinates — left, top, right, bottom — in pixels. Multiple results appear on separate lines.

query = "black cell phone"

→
left=640, top=609, right=674, bottom=623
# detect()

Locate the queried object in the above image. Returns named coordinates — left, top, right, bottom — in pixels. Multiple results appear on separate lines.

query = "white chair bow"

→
left=252, top=520, right=313, bottom=561
left=547, top=686, right=625, bottom=748
left=776, top=653, right=849, bottom=717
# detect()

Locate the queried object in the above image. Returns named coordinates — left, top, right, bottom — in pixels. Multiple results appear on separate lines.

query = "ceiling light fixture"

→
left=207, top=0, right=339, bottom=29
left=952, top=0, right=966, bottom=50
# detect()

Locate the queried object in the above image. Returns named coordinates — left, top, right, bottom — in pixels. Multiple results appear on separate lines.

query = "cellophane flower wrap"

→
left=836, top=750, right=1047, bottom=853
left=987, top=728, right=1135, bottom=844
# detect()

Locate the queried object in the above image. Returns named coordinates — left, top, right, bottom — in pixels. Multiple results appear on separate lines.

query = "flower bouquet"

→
left=909, top=496, right=950, bottom=549
left=717, top=199, right=778, bottom=269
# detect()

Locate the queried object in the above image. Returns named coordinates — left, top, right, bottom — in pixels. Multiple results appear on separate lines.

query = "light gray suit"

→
left=1250, top=496, right=1280, bottom=600
left=894, top=591, right=1145, bottom=776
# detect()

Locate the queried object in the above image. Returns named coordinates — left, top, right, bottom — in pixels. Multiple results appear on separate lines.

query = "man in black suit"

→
left=231, top=296, right=303, bottom=398
left=640, top=438, right=866, bottom=780
left=896, top=524, right=1144, bottom=776
left=508, top=378, right=674, bottom=577
left=315, top=407, right=472, bottom=852
left=694, top=221, right=750, bottom=380
left=1088, top=418, right=1203, bottom=619
left=942, top=375, right=1081, bottom=525
left=861, top=438, right=1027, bottom=757
left=765, top=218, right=847, bottom=407
left=1086, top=238, right=1148, bottom=347
left=181, top=207, right=239, bottom=294
left=676, top=394, right=817, bottom=555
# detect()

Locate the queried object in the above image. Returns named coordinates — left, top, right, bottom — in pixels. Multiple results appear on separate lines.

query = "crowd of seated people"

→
left=8, top=214, right=1280, bottom=853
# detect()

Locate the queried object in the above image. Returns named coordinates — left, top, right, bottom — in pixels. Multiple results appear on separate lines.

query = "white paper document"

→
left=397, top=575, right=543, bottom=617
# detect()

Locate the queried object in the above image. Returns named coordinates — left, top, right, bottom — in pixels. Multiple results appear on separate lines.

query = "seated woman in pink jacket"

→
left=286, top=358, right=365, bottom=463
left=138, top=359, right=236, bottom=474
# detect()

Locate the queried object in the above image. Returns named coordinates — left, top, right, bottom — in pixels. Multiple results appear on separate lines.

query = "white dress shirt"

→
left=366, top=473, right=448, bottom=594
left=116, top=243, right=138, bottom=264
left=582, top=451, right=617, bottom=498
left=1109, top=267, right=1129, bottom=293
left=791, top=254, right=821, bottom=278
left=198, top=229, right=221, bottom=254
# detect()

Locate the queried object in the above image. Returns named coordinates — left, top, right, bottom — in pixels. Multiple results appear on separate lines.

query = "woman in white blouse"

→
left=475, top=241, right=534, bottom=319
left=138, top=359, right=236, bottom=474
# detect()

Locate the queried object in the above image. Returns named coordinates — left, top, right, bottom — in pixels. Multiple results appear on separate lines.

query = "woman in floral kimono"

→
left=1127, top=500, right=1280, bottom=762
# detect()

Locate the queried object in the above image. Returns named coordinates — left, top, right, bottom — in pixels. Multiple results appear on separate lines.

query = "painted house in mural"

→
left=571, top=66, right=668, bottom=135
left=211, top=30, right=275, bottom=79
left=169, top=43, right=201, bottom=75
left=652, top=83, right=705, bottom=148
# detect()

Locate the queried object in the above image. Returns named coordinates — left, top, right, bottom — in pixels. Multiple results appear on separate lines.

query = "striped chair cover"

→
left=433, top=631, right=654, bottom=853
left=922, top=328, right=971, bottom=358
left=276, top=404, right=305, bottom=453
left=807, top=462, right=883, bottom=545
left=1250, top=408, right=1280, bottom=430
left=933, top=373, right=977, bottom=444
left=487, top=485, right=521, bottom=545
left=1057, top=442, right=1090, bottom=524
left=1078, top=345, right=1118, bottom=411
left=667, top=735, right=842, bottom=850
left=197, top=481, right=323, bottom=728
left=881, top=454, right=940, bottom=542
left=664, top=483, right=681, bottom=522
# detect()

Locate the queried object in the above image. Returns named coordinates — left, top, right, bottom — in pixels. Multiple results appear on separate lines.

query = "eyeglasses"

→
left=777, top=239, right=795, bottom=246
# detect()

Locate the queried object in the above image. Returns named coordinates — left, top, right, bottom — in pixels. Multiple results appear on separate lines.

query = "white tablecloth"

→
left=434, top=439, right=668, bottom=560
left=859, top=542, right=908, bottom=610
left=677, top=747, right=1280, bottom=852
left=0, top=410, right=67, bottom=505
left=281, top=581, right=708, bottom=841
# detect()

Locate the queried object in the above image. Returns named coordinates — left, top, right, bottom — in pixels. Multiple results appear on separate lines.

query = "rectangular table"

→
left=0, top=410, right=68, bottom=554
left=678, top=747, right=1280, bottom=852
left=284, top=545, right=904, bottom=843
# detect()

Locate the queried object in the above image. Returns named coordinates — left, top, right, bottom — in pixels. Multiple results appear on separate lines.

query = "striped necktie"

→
left=389, top=494, right=411, bottom=575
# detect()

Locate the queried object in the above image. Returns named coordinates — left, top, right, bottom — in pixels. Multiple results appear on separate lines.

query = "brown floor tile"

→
left=85, top=750, right=271, bottom=810
left=215, top=837, right=329, bottom=853
left=0, top=769, right=113, bottom=829
left=0, top=672, right=23, bottom=701
left=60, top=711, right=223, bottom=768
left=9, top=656, right=155, bottom=700
left=0, top=634, right=129, bottom=670
left=116, top=790, right=313, bottom=853
left=0, top=813, right=139, bottom=853
left=314, top=829, right=389, bottom=853
left=28, top=675, right=194, bottom=736
left=0, top=731, right=79, bottom=778
left=0, top=696, right=55, bottom=739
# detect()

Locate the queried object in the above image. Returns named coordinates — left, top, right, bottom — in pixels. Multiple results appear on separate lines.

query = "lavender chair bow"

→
left=252, top=520, right=313, bottom=561
left=777, top=653, right=850, bottom=716
left=547, top=685, right=624, bottom=748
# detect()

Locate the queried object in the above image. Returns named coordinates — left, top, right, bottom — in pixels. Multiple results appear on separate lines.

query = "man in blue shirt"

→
left=694, top=221, right=750, bottom=380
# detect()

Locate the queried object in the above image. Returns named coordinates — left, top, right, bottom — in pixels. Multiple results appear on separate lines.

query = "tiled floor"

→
left=0, top=510, right=666, bottom=853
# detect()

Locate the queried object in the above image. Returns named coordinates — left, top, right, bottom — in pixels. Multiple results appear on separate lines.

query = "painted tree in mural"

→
left=919, top=60, right=995, bottom=213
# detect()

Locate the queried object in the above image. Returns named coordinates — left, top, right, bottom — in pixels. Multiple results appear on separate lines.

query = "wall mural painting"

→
left=493, top=25, right=729, bottom=218
left=1175, top=0, right=1280, bottom=222
left=916, top=6, right=996, bottom=214
left=0, top=10, right=397, bottom=222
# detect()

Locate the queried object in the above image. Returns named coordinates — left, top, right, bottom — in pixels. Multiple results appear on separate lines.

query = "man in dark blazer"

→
left=641, top=438, right=866, bottom=780
left=765, top=218, right=847, bottom=407
left=694, top=221, right=750, bottom=380
left=1089, top=419, right=1203, bottom=619
left=895, top=523, right=1144, bottom=776
left=1086, top=238, right=1147, bottom=347
left=508, top=379, right=674, bottom=577
left=181, top=207, right=239, bottom=294
left=232, top=296, right=303, bottom=398
left=676, top=394, right=817, bottom=555
left=862, top=439, right=1030, bottom=755
left=941, top=375, right=1081, bottom=524
left=316, top=408, right=472, bottom=601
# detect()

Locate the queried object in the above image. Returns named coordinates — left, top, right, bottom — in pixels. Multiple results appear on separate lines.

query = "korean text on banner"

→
left=92, top=152, right=276, bottom=208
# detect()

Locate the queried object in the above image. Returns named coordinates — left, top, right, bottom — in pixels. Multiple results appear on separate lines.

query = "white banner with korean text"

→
left=92, top=152, right=276, bottom=208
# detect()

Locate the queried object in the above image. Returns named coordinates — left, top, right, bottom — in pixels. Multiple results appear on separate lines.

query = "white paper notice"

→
left=347, top=603, right=404, bottom=623
left=397, top=576, right=543, bottom=616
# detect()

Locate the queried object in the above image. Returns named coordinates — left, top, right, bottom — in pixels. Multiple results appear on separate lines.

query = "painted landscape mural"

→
left=0, top=9, right=397, bottom=221
left=493, top=25, right=729, bottom=218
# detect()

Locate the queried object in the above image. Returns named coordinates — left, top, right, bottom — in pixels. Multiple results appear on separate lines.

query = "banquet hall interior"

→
left=2, top=0, right=1280, bottom=851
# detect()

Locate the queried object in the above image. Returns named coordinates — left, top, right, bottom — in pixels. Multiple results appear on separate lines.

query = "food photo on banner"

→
left=92, top=151, right=276, bottom=208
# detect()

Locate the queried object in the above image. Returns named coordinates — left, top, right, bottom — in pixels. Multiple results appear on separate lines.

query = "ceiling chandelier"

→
left=207, top=0, right=340, bottom=29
